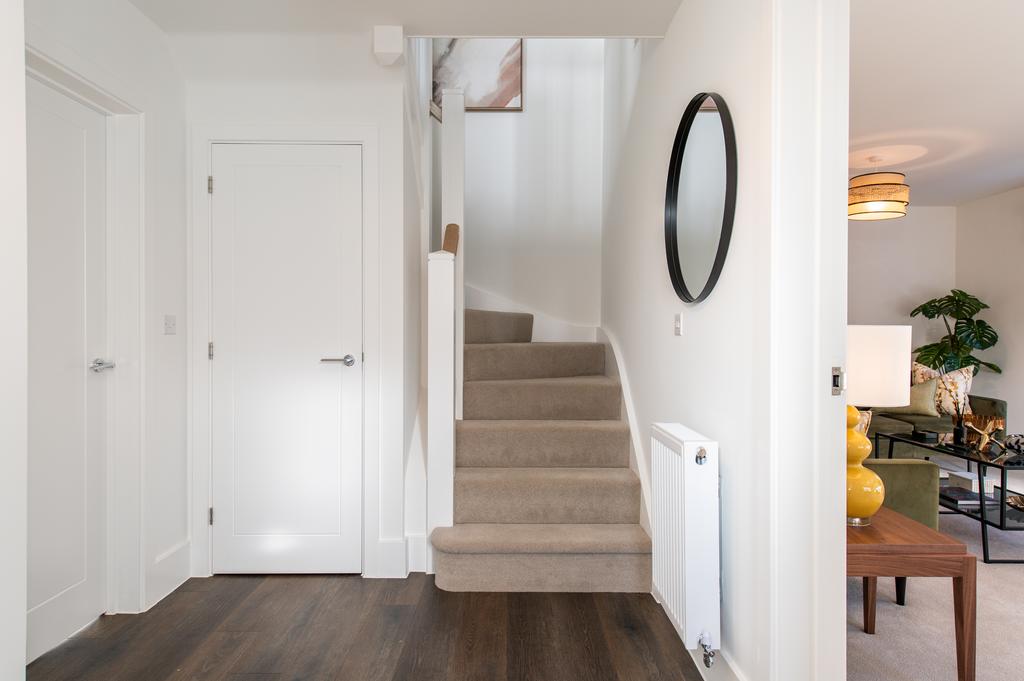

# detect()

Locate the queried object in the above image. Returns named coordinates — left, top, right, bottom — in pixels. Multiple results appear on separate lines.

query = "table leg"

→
left=953, top=556, right=977, bottom=681
left=887, top=438, right=895, bottom=459
left=978, top=464, right=991, bottom=563
left=862, top=577, right=877, bottom=634
left=895, top=577, right=907, bottom=606
left=1000, top=468, right=1007, bottom=529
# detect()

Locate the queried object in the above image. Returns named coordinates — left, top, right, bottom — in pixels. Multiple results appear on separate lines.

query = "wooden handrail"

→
left=442, top=223, right=460, bottom=255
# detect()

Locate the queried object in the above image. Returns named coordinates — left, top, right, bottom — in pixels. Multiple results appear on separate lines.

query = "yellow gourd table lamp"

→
left=846, top=325, right=911, bottom=526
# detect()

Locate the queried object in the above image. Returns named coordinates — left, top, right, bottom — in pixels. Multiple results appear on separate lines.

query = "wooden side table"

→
left=848, top=507, right=977, bottom=681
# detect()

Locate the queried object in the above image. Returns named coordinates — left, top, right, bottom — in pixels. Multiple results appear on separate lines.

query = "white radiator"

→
left=651, top=423, right=721, bottom=663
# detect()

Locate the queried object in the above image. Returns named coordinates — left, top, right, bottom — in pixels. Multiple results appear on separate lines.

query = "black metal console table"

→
left=875, top=431, right=1024, bottom=564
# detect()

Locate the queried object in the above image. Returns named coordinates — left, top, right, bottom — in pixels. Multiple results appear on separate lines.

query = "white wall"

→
left=602, top=39, right=644, bottom=216
left=465, top=39, right=605, bottom=326
left=403, top=37, right=432, bottom=572
left=174, top=32, right=414, bottom=577
left=848, top=206, right=957, bottom=348
left=0, top=0, right=28, bottom=676
left=25, top=0, right=189, bottom=610
left=956, top=185, right=1024, bottom=429
left=601, top=0, right=848, bottom=678
left=602, top=10, right=769, bottom=672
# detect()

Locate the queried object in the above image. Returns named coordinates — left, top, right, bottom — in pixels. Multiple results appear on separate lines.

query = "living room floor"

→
left=848, top=459, right=1024, bottom=681
left=28, top=572, right=704, bottom=681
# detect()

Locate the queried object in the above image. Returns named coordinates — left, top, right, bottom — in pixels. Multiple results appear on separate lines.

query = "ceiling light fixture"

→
left=848, top=172, right=910, bottom=221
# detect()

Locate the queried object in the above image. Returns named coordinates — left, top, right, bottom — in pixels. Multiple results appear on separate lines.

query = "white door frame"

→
left=768, top=0, right=849, bottom=678
left=24, top=47, right=147, bottom=616
left=189, top=124, right=380, bottom=576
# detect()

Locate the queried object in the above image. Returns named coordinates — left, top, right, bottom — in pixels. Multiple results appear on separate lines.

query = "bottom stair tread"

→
left=431, top=524, right=652, bottom=593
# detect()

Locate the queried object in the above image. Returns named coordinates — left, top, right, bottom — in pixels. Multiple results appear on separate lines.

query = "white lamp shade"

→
left=847, top=325, right=912, bottom=407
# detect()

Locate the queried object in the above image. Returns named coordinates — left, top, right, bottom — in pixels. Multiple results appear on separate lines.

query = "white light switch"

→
left=163, top=314, right=177, bottom=335
left=674, top=312, right=683, bottom=336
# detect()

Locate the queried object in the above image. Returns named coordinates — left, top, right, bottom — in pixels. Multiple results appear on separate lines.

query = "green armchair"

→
left=863, top=458, right=940, bottom=606
left=865, top=459, right=939, bottom=529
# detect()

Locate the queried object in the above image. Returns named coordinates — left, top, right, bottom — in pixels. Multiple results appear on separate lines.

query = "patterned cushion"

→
left=912, top=363, right=973, bottom=416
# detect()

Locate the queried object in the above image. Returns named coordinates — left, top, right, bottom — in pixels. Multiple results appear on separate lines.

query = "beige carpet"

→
left=848, top=465, right=1024, bottom=681
left=432, top=308, right=650, bottom=592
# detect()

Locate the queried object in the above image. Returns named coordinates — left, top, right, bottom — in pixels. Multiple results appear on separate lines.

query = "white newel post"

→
left=426, top=252, right=456, bottom=573
left=441, top=90, right=465, bottom=419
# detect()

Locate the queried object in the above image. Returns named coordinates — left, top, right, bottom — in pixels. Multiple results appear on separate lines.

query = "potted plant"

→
left=911, top=289, right=1001, bottom=443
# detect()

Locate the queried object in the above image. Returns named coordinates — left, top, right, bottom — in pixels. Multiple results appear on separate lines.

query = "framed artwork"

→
left=431, top=38, right=523, bottom=119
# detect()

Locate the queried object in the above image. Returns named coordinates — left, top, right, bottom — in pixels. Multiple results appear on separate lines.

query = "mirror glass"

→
left=665, top=93, right=736, bottom=303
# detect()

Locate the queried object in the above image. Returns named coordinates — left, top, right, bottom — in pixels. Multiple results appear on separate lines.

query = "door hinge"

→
left=832, top=366, right=846, bottom=396
left=208, top=507, right=214, bottom=526
left=208, top=341, right=215, bottom=360
left=208, top=176, right=214, bottom=194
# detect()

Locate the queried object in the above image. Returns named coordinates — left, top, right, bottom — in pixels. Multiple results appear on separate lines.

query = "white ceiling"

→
left=127, top=0, right=682, bottom=37
left=851, top=0, right=1024, bottom=205
left=130, top=1, right=1022, bottom=204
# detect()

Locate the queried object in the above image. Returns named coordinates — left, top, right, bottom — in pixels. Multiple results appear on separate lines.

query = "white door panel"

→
left=211, top=143, right=362, bottom=573
left=26, top=77, right=108, bottom=661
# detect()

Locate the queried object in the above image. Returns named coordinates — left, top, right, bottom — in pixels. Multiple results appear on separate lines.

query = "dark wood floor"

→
left=28, top=574, right=702, bottom=681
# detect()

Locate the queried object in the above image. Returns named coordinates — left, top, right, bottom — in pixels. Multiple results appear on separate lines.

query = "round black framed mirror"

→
left=664, top=92, right=737, bottom=303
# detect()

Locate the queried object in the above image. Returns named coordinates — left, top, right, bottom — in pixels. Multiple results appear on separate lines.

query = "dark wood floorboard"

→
left=448, top=592, right=508, bottom=681
left=27, top=575, right=703, bottom=681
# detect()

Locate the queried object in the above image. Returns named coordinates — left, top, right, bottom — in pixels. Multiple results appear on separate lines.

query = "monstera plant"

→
left=911, top=289, right=1002, bottom=375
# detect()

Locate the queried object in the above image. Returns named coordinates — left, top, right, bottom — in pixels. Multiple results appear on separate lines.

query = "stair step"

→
left=431, top=524, right=651, bottom=593
left=431, top=523, right=651, bottom=554
left=463, top=376, right=621, bottom=421
left=454, top=467, right=640, bottom=524
left=465, top=308, right=534, bottom=344
left=456, top=420, right=629, bottom=468
left=464, top=342, right=605, bottom=381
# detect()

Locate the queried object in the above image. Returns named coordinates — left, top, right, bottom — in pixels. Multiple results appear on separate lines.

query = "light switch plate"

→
left=163, top=314, right=177, bottom=336
left=674, top=312, right=683, bottom=336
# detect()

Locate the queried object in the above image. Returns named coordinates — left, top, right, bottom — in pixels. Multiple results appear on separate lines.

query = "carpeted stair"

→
left=431, top=308, right=651, bottom=592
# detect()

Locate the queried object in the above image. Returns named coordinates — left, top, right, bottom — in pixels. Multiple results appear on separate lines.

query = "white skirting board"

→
left=688, top=650, right=748, bottom=681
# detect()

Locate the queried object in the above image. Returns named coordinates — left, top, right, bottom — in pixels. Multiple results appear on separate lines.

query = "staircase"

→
left=431, top=309, right=651, bottom=592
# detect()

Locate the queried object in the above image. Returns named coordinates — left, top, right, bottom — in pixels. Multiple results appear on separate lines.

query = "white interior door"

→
left=26, top=77, right=109, bottom=661
left=211, top=143, right=363, bottom=574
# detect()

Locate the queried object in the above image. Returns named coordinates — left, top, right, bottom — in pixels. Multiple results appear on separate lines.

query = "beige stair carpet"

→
left=464, top=342, right=605, bottom=380
left=431, top=308, right=651, bottom=593
left=464, top=308, right=533, bottom=344
left=463, top=376, right=623, bottom=421
left=456, top=420, right=630, bottom=468
left=455, top=467, right=641, bottom=524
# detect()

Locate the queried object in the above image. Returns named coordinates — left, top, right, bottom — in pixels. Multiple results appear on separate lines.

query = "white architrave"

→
left=189, top=124, right=392, bottom=578
left=24, top=45, right=147, bottom=617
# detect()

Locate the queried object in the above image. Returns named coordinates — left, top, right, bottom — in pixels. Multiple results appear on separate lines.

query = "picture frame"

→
left=432, top=38, right=524, bottom=118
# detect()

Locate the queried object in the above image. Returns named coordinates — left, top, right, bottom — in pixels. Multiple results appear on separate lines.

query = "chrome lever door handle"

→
left=89, top=358, right=116, bottom=373
left=321, top=355, right=356, bottom=367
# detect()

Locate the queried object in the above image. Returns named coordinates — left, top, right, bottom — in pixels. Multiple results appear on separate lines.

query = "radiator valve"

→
left=699, top=631, right=716, bottom=669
